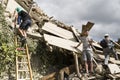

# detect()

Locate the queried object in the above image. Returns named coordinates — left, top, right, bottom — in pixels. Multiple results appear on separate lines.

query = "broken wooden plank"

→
left=82, top=22, right=94, bottom=33
left=98, top=54, right=120, bottom=65
left=86, top=22, right=94, bottom=31
left=44, top=34, right=83, bottom=53
left=27, top=31, right=42, bottom=38
left=92, top=42, right=102, bottom=49
left=71, top=26, right=81, bottom=42
left=41, top=72, right=56, bottom=80
left=108, top=73, right=120, bottom=79
left=82, top=25, right=86, bottom=34
left=41, top=65, right=76, bottom=80
left=42, top=22, right=76, bottom=41
left=6, top=0, right=25, bottom=14
left=88, top=76, right=96, bottom=80
left=73, top=52, right=81, bottom=78
left=114, top=74, right=120, bottom=78
left=27, top=24, right=42, bottom=38
left=108, top=74, right=116, bottom=79
left=59, top=65, right=76, bottom=80
left=107, top=64, right=120, bottom=74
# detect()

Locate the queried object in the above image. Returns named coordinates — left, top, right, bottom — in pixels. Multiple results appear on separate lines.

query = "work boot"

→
left=21, top=36, right=26, bottom=41
left=103, top=64, right=107, bottom=69
left=21, top=36, right=27, bottom=47
left=16, top=47, right=25, bottom=51
left=90, top=71, right=95, bottom=76
left=21, top=39, right=27, bottom=47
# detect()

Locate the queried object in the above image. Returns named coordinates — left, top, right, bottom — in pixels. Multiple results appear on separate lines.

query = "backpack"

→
left=100, top=39, right=108, bottom=48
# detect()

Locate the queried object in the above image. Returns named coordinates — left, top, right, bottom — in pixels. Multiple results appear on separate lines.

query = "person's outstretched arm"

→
left=113, top=41, right=120, bottom=47
left=75, top=42, right=82, bottom=48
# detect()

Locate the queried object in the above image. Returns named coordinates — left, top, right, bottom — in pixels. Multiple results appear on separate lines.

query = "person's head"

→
left=16, top=7, right=22, bottom=13
left=104, top=34, right=110, bottom=40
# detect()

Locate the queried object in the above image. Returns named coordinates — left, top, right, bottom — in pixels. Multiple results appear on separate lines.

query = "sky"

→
left=35, top=0, right=120, bottom=41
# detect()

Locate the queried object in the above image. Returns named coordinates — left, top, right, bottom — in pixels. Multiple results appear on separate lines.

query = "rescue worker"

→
left=75, top=31, right=94, bottom=74
left=100, top=34, right=120, bottom=65
left=15, top=7, right=32, bottom=46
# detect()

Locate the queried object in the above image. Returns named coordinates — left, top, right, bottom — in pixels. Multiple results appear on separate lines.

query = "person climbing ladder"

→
left=14, top=7, right=32, bottom=47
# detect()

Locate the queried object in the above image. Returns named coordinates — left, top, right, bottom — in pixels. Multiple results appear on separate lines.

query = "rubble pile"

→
left=1, top=0, right=120, bottom=80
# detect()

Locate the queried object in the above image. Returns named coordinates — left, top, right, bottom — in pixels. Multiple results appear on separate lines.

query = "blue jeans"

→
left=17, top=16, right=21, bottom=25
left=104, top=47, right=118, bottom=65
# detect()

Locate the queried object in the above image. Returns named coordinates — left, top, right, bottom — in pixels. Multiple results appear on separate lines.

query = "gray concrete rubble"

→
left=1, top=0, right=120, bottom=80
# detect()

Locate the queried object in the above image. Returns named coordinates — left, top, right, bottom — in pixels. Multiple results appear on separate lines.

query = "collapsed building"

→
left=1, top=0, right=120, bottom=80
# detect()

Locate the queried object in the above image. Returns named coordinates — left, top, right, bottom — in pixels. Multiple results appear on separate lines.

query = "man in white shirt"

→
left=75, top=31, right=93, bottom=74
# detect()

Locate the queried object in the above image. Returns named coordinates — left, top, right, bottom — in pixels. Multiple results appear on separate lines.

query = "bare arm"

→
left=75, top=42, right=82, bottom=48
left=113, top=41, right=120, bottom=47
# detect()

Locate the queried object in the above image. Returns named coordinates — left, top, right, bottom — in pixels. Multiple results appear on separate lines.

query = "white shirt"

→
left=80, top=36, right=92, bottom=50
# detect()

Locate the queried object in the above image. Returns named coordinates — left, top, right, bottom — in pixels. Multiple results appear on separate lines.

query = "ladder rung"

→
left=16, top=48, right=26, bottom=51
left=18, top=78, right=30, bottom=80
left=17, top=62, right=28, bottom=64
left=15, top=42, right=32, bottom=80
left=17, top=55, right=27, bottom=57
left=18, top=70, right=29, bottom=72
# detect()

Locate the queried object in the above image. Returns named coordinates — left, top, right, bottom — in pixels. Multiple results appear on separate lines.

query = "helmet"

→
left=16, top=7, right=22, bottom=13
left=104, top=34, right=109, bottom=37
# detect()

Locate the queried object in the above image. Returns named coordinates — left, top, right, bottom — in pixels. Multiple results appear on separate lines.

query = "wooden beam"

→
left=82, top=25, right=86, bottom=34
left=71, top=26, right=81, bottom=42
left=42, top=22, right=76, bottom=41
left=41, top=72, right=56, bottom=80
left=73, top=52, right=81, bottom=78
left=41, top=65, right=76, bottom=80
left=107, top=64, right=120, bottom=74
left=44, top=34, right=83, bottom=53
left=92, top=42, right=102, bottom=49
left=27, top=31, right=42, bottom=38
left=82, top=22, right=94, bottom=33
left=59, top=65, right=76, bottom=80
left=98, top=54, right=120, bottom=65
left=15, top=0, right=32, bottom=12
left=6, top=0, right=25, bottom=13
left=86, top=22, right=94, bottom=31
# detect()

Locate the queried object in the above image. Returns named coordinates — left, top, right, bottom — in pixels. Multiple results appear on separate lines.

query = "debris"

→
left=42, top=22, right=76, bottom=41
left=108, top=64, right=120, bottom=74
left=44, top=34, right=83, bottom=53
left=3, top=0, right=120, bottom=80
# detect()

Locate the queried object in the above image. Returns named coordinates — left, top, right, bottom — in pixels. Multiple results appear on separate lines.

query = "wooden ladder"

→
left=15, top=32, right=33, bottom=80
